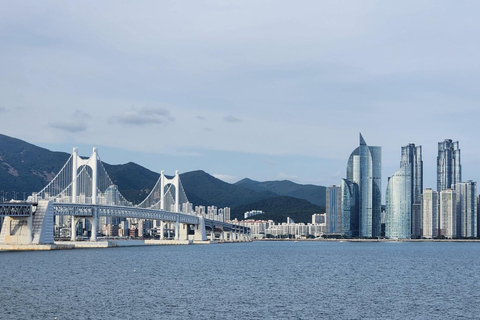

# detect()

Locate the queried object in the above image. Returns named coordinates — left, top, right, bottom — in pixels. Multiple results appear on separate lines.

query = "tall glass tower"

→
left=401, top=144, right=423, bottom=238
left=326, top=185, right=342, bottom=233
left=342, top=133, right=381, bottom=238
left=385, top=164, right=412, bottom=239
left=385, top=143, right=422, bottom=239
left=437, top=139, right=461, bottom=192
left=454, top=181, right=477, bottom=238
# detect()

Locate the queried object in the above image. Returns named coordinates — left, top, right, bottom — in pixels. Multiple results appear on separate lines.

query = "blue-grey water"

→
left=1, top=241, right=480, bottom=319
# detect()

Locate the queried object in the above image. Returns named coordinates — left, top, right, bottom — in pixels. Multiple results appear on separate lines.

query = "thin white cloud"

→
left=223, top=115, right=242, bottom=123
left=48, top=122, right=87, bottom=133
left=110, top=107, right=174, bottom=126
left=48, top=109, right=91, bottom=133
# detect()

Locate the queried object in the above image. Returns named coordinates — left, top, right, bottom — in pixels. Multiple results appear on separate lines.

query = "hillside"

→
left=179, top=170, right=278, bottom=207
left=230, top=196, right=325, bottom=223
left=235, top=178, right=326, bottom=207
left=0, top=134, right=71, bottom=199
left=0, top=134, right=326, bottom=223
left=104, top=162, right=159, bottom=204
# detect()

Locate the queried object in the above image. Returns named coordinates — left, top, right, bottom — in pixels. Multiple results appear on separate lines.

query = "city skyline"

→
left=1, top=2, right=480, bottom=188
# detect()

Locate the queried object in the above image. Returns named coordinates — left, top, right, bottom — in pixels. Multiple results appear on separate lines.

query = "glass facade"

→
left=342, top=134, right=381, bottom=238
left=454, top=181, right=477, bottom=238
left=326, top=185, right=342, bottom=233
left=385, top=165, right=412, bottom=239
left=437, top=139, right=461, bottom=192
left=400, top=144, right=423, bottom=238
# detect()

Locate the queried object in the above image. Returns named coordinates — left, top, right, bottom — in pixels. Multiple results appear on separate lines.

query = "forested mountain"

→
left=235, top=178, right=326, bottom=207
left=0, top=134, right=326, bottom=222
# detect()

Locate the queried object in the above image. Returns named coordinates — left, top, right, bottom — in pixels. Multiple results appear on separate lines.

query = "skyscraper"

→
left=401, top=144, right=423, bottom=238
left=421, top=188, right=438, bottom=238
left=326, top=185, right=342, bottom=233
left=385, top=143, right=423, bottom=239
left=437, top=139, right=461, bottom=192
left=439, top=189, right=456, bottom=238
left=385, top=164, right=412, bottom=239
left=341, top=134, right=381, bottom=238
left=454, top=181, right=477, bottom=238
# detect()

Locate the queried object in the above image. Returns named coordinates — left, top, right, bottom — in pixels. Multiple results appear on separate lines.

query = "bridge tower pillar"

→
left=90, top=148, right=98, bottom=242
left=71, top=148, right=78, bottom=241
left=174, top=170, right=180, bottom=213
left=159, top=170, right=180, bottom=212
left=70, top=147, right=98, bottom=241
left=160, top=171, right=165, bottom=210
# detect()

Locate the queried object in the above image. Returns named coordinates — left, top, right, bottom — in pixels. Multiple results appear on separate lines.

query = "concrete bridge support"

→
left=159, top=221, right=165, bottom=240
left=194, top=216, right=207, bottom=241
left=0, top=200, right=53, bottom=245
left=178, top=223, right=188, bottom=241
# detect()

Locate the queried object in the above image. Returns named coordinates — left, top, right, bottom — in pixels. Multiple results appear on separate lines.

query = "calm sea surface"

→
left=1, top=241, right=480, bottom=319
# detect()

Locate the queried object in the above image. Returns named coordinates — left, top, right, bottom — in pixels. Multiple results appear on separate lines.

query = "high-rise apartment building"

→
left=437, top=139, right=461, bottom=192
left=454, top=181, right=477, bottom=238
left=439, top=189, right=456, bottom=238
left=401, top=144, right=423, bottom=238
left=385, top=165, right=412, bottom=239
left=421, top=188, right=438, bottom=238
left=385, top=143, right=423, bottom=239
left=326, top=185, right=342, bottom=233
left=341, top=134, right=382, bottom=238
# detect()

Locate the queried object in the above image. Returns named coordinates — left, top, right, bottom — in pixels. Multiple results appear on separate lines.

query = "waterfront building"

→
left=312, top=213, right=326, bottom=225
left=421, top=189, right=438, bottom=238
left=437, top=139, right=461, bottom=192
left=239, top=214, right=327, bottom=239
left=325, top=185, right=342, bottom=233
left=385, top=143, right=422, bottom=239
left=244, top=210, right=264, bottom=219
left=401, top=144, right=423, bottom=238
left=341, top=134, right=381, bottom=237
left=478, top=196, right=480, bottom=237
left=385, top=163, right=412, bottom=239
left=454, top=181, right=477, bottom=238
left=439, top=189, right=456, bottom=238
left=224, top=207, right=231, bottom=221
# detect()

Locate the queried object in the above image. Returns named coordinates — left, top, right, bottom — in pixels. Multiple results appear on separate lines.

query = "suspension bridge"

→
left=0, top=147, right=250, bottom=247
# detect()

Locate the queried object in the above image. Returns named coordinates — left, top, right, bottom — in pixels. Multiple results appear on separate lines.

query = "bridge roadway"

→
left=52, top=203, right=200, bottom=225
left=0, top=202, right=250, bottom=245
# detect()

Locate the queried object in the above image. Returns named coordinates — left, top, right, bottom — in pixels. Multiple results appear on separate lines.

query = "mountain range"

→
left=0, top=134, right=326, bottom=223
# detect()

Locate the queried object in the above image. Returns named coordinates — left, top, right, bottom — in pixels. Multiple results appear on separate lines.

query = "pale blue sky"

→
left=1, top=1, right=480, bottom=192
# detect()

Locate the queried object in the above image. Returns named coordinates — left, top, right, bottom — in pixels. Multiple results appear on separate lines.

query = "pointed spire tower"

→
left=360, top=133, right=367, bottom=146
left=342, top=133, right=382, bottom=237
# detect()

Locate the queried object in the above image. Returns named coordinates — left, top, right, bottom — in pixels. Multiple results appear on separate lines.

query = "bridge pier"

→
left=178, top=223, right=188, bottom=241
left=71, top=216, right=76, bottom=241
left=0, top=201, right=53, bottom=245
left=175, top=215, right=180, bottom=240
left=159, top=221, right=164, bottom=240
left=193, top=216, right=207, bottom=241
left=90, top=208, right=98, bottom=242
left=0, top=215, right=33, bottom=244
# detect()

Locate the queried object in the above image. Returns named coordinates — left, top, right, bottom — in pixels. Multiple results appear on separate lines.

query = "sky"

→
left=1, top=1, right=480, bottom=192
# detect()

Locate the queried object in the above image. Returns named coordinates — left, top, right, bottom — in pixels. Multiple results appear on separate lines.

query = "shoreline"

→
left=0, top=239, right=251, bottom=251
left=253, top=238, right=480, bottom=242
